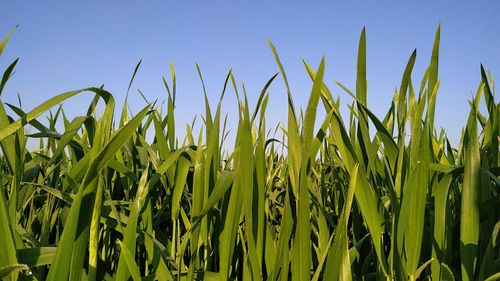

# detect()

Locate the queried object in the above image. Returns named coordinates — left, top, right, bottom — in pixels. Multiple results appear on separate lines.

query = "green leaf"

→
left=323, top=164, right=359, bottom=281
left=0, top=264, right=28, bottom=279
left=0, top=88, right=109, bottom=143
left=116, top=166, right=151, bottom=281
left=219, top=172, right=242, bottom=281
left=127, top=59, right=142, bottom=94
left=117, top=241, right=142, bottom=281
left=170, top=153, right=191, bottom=220
left=432, top=171, right=458, bottom=280
left=0, top=192, right=18, bottom=281
left=485, top=272, right=500, bottom=281
left=356, top=27, right=367, bottom=105
left=426, top=24, right=440, bottom=127
left=0, top=26, right=17, bottom=56
left=17, top=247, right=56, bottom=267
left=0, top=58, right=19, bottom=96
left=460, top=99, right=481, bottom=281
left=293, top=57, right=325, bottom=281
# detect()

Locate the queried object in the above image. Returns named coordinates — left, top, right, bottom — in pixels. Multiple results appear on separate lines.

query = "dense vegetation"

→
left=0, top=26, right=499, bottom=281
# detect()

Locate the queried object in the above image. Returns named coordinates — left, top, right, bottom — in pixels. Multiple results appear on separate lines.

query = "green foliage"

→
left=0, top=25, right=499, bottom=281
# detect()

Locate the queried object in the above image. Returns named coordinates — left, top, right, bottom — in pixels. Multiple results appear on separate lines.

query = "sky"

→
left=1, top=1, right=499, bottom=147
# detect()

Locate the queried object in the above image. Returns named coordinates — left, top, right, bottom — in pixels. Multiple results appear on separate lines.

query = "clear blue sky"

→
left=1, top=1, right=499, bottom=146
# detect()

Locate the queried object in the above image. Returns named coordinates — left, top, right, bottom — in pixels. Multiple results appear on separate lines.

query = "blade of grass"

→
left=460, top=98, right=481, bottom=281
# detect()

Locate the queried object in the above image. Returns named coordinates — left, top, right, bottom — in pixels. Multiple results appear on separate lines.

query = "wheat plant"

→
left=0, top=25, right=499, bottom=281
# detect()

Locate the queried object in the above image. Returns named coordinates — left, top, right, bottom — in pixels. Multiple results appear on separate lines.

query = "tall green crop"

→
left=0, top=25, right=499, bottom=281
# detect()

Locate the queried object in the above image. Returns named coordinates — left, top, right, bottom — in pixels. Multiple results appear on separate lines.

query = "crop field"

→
left=0, top=26, right=499, bottom=281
